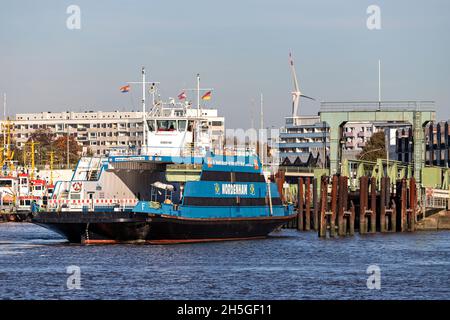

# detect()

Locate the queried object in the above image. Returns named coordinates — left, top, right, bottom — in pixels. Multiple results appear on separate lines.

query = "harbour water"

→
left=0, top=223, right=449, bottom=300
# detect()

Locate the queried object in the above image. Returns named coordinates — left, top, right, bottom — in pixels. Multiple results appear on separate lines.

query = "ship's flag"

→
left=178, top=91, right=187, bottom=100
left=201, top=91, right=212, bottom=100
left=120, top=85, right=130, bottom=93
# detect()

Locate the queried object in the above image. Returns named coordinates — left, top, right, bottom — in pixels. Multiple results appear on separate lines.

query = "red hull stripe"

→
left=147, top=236, right=267, bottom=244
left=84, top=240, right=119, bottom=245
left=157, top=213, right=297, bottom=222
left=83, top=237, right=266, bottom=245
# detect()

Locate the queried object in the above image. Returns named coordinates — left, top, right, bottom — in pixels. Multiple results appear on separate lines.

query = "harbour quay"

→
left=276, top=101, right=450, bottom=235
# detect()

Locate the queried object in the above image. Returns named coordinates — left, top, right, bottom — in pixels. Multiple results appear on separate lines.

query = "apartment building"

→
left=277, top=116, right=409, bottom=165
left=277, top=115, right=330, bottom=164
left=342, top=121, right=409, bottom=160
left=6, top=109, right=225, bottom=156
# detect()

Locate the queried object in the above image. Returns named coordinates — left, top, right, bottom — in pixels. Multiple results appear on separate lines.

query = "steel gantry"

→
left=319, top=101, right=435, bottom=184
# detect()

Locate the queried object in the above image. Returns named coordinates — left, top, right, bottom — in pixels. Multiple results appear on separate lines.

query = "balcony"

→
left=357, top=142, right=366, bottom=148
left=279, top=132, right=328, bottom=139
left=357, top=132, right=366, bottom=138
left=344, top=131, right=354, bottom=137
left=277, top=142, right=330, bottom=149
left=345, top=142, right=354, bottom=148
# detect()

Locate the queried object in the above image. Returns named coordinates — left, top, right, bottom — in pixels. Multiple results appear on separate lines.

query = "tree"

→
left=26, top=128, right=55, bottom=166
left=28, top=128, right=54, bottom=147
left=357, top=131, right=386, bottom=162
left=85, top=148, right=94, bottom=157
left=53, top=136, right=81, bottom=166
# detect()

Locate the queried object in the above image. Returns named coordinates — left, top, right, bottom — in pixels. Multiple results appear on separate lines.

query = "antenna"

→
left=289, top=52, right=315, bottom=117
left=3, top=94, right=6, bottom=161
left=260, top=93, right=264, bottom=131
left=142, top=67, right=146, bottom=153
left=250, top=98, right=255, bottom=129
left=126, top=67, right=160, bottom=154
left=182, top=74, right=213, bottom=118
left=260, top=93, right=264, bottom=164
left=3, top=93, right=5, bottom=121
left=378, top=59, right=382, bottom=110
left=197, top=73, right=200, bottom=117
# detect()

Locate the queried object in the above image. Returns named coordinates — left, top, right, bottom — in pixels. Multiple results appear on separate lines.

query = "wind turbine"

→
left=289, top=52, right=315, bottom=117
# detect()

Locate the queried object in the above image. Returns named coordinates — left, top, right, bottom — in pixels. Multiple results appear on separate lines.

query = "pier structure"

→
left=278, top=101, right=450, bottom=236
left=319, top=101, right=436, bottom=183
left=284, top=172, right=420, bottom=237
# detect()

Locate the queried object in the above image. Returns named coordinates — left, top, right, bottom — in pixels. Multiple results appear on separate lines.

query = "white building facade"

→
left=6, top=110, right=225, bottom=156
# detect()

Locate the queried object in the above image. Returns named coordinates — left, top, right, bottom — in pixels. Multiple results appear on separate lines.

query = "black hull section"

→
left=32, top=211, right=295, bottom=244
left=147, top=215, right=291, bottom=244
left=33, top=212, right=150, bottom=243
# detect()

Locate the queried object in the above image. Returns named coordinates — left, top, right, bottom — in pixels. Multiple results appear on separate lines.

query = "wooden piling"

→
left=400, top=178, right=408, bottom=232
left=330, top=175, right=338, bottom=237
left=319, top=176, right=328, bottom=238
left=337, top=176, right=347, bottom=236
left=297, top=177, right=304, bottom=231
left=369, top=177, right=377, bottom=233
left=275, top=171, right=285, bottom=203
left=359, top=176, right=369, bottom=234
left=305, top=177, right=311, bottom=231
left=380, top=177, right=395, bottom=232
left=348, top=201, right=355, bottom=236
left=312, top=178, right=318, bottom=231
left=408, top=177, right=417, bottom=231
left=391, top=204, right=397, bottom=233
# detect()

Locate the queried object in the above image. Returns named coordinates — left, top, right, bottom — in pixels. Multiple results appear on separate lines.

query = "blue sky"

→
left=1, top=0, right=449, bottom=128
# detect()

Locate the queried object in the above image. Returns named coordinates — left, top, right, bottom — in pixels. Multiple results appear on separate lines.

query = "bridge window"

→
left=187, top=121, right=194, bottom=132
left=147, top=120, right=156, bottom=132
left=178, top=120, right=187, bottom=131
left=157, top=120, right=177, bottom=131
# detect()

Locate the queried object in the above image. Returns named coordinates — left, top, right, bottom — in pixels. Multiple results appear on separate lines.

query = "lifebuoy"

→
left=72, top=182, right=82, bottom=193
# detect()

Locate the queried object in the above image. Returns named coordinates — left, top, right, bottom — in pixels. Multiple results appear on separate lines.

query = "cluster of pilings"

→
left=296, top=177, right=317, bottom=231
left=282, top=174, right=419, bottom=237
left=318, top=175, right=355, bottom=237
left=318, top=175, right=418, bottom=237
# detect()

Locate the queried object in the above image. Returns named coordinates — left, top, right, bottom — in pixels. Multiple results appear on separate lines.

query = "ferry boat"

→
left=33, top=152, right=294, bottom=244
left=31, top=69, right=295, bottom=243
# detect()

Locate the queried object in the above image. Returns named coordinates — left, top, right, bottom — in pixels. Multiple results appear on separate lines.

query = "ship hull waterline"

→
left=32, top=211, right=296, bottom=244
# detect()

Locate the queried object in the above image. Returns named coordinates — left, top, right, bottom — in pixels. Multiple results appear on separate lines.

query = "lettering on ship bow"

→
left=221, top=183, right=248, bottom=195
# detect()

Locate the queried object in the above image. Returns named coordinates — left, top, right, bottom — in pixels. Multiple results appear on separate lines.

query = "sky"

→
left=0, top=0, right=449, bottom=129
